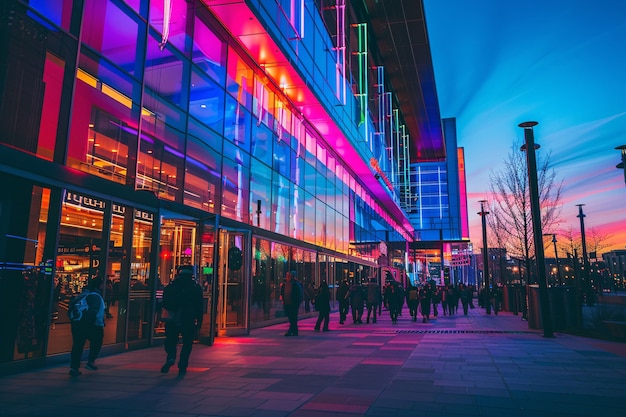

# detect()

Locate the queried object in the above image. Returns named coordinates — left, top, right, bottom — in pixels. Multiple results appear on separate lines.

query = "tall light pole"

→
left=543, top=233, right=562, bottom=286
left=478, top=199, right=491, bottom=315
left=519, top=121, right=553, bottom=337
left=577, top=204, right=592, bottom=305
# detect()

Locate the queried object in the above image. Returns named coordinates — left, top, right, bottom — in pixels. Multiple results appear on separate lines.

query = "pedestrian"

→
left=419, top=285, right=432, bottom=323
left=493, top=284, right=503, bottom=315
left=365, top=278, right=381, bottom=323
left=68, top=277, right=106, bottom=376
left=280, top=270, right=303, bottom=336
left=405, top=282, right=419, bottom=321
left=440, top=285, right=448, bottom=315
left=336, top=278, right=350, bottom=324
left=431, top=285, right=441, bottom=317
left=304, top=281, right=315, bottom=313
left=347, top=280, right=365, bottom=324
left=160, top=266, right=204, bottom=376
left=313, top=280, right=331, bottom=331
left=459, top=283, right=471, bottom=315
left=384, top=282, right=402, bottom=324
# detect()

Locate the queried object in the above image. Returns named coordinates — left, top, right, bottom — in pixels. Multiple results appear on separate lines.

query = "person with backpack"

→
left=68, top=277, right=105, bottom=377
left=160, top=266, right=204, bottom=376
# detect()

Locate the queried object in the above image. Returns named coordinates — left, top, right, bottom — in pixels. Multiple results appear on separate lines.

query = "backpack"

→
left=409, top=289, right=418, bottom=301
left=68, top=291, right=91, bottom=322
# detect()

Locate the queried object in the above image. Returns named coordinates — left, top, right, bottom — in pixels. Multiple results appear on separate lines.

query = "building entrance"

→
left=156, top=216, right=216, bottom=342
left=216, top=228, right=250, bottom=336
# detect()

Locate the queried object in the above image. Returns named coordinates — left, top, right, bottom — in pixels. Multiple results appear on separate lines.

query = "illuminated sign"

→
left=369, top=158, right=394, bottom=191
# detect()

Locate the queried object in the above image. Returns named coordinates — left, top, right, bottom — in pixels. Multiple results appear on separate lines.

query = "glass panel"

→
left=193, top=15, right=226, bottom=83
left=273, top=175, right=290, bottom=236
left=226, top=47, right=253, bottom=106
left=189, top=69, right=225, bottom=134
left=48, top=190, right=106, bottom=354
left=303, top=191, right=315, bottom=245
left=82, top=0, right=143, bottom=76
left=36, top=52, right=65, bottom=161
left=251, top=237, right=272, bottom=323
left=187, top=116, right=223, bottom=153
left=273, top=139, right=290, bottom=178
left=145, top=34, right=188, bottom=109
left=67, top=53, right=140, bottom=181
left=271, top=241, right=289, bottom=319
left=249, top=160, right=271, bottom=229
left=251, top=122, right=273, bottom=166
left=221, top=157, right=249, bottom=222
left=150, top=0, right=192, bottom=55
left=184, top=138, right=220, bottom=212
left=224, top=95, right=251, bottom=152
left=0, top=181, right=51, bottom=362
left=217, top=230, right=247, bottom=332
left=316, top=200, right=326, bottom=247
left=291, top=185, right=304, bottom=241
left=136, top=134, right=184, bottom=202
left=27, top=0, right=75, bottom=31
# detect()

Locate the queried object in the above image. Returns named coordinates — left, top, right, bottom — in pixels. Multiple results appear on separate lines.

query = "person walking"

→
left=313, top=280, right=331, bottom=331
left=347, top=280, right=365, bottom=324
left=68, top=277, right=106, bottom=376
left=336, top=278, right=350, bottom=324
left=365, top=278, right=381, bottom=324
left=419, top=284, right=432, bottom=323
left=280, top=271, right=303, bottom=336
left=160, top=266, right=204, bottom=376
left=384, top=282, right=403, bottom=324
left=459, top=283, right=471, bottom=316
left=405, top=282, right=419, bottom=321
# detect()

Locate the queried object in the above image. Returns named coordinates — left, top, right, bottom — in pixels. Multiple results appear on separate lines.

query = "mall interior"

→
left=0, top=0, right=470, bottom=375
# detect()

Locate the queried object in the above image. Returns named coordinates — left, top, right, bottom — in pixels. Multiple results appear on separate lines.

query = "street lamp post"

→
left=519, top=121, right=553, bottom=338
left=544, top=233, right=563, bottom=286
left=478, top=200, right=491, bottom=315
left=577, top=204, right=593, bottom=305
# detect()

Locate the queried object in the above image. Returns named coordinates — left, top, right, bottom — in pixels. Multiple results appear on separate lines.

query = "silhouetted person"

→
left=280, top=271, right=303, bottom=336
left=161, top=267, right=203, bottom=376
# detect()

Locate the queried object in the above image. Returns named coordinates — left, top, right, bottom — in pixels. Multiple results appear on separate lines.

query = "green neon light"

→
left=355, top=23, right=368, bottom=126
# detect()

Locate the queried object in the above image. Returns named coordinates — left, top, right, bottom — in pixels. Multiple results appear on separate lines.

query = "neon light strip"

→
left=353, top=23, right=367, bottom=126
left=159, top=0, right=172, bottom=51
left=335, top=0, right=346, bottom=104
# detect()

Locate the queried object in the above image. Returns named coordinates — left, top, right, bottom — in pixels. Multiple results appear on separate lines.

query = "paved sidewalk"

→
left=1, top=306, right=625, bottom=417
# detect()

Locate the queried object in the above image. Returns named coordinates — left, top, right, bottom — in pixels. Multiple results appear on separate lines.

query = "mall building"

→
left=0, top=0, right=467, bottom=374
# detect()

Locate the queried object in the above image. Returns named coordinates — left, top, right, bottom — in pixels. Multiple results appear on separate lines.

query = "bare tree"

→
left=487, top=141, right=563, bottom=283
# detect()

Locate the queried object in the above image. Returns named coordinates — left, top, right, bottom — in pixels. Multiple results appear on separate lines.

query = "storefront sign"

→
left=64, top=191, right=154, bottom=221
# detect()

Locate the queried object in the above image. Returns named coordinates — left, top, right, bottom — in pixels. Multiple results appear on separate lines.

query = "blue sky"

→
left=424, top=0, right=626, bottom=252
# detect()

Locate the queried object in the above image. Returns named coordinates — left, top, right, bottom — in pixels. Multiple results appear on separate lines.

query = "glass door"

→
left=216, top=229, right=249, bottom=336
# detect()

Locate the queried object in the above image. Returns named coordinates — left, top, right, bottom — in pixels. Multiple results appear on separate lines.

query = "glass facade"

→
left=0, top=0, right=431, bottom=373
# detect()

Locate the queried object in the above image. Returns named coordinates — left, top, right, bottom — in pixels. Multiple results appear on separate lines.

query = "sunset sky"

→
left=424, top=0, right=626, bottom=254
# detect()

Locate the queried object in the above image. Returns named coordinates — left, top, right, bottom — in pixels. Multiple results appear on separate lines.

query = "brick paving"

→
left=1, top=306, right=625, bottom=416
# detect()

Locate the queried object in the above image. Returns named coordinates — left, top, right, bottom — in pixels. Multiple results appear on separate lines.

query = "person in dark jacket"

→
left=313, top=280, right=331, bottom=331
left=419, top=285, right=432, bottom=323
left=280, top=271, right=303, bottom=336
left=405, top=282, right=419, bottom=321
left=365, top=278, right=381, bottom=324
left=347, top=280, right=365, bottom=324
left=384, top=283, right=403, bottom=324
left=336, top=279, right=350, bottom=324
left=69, top=277, right=105, bottom=376
left=161, top=266, right=204, bottom=376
